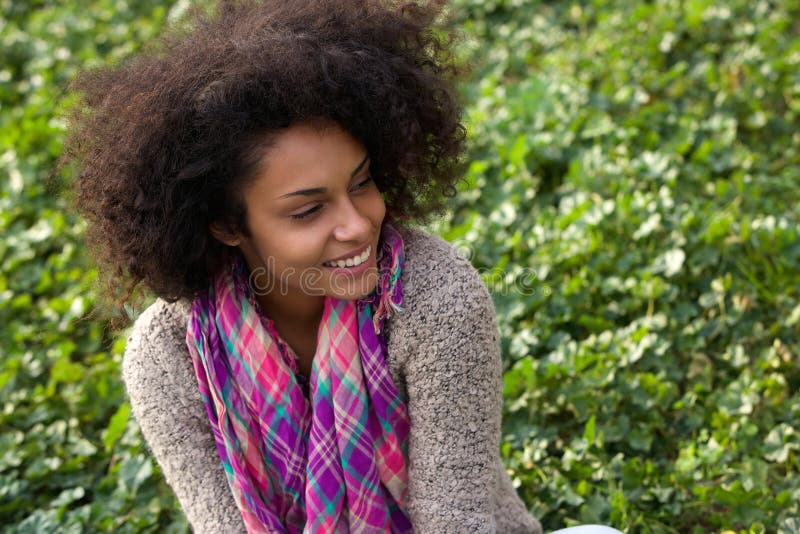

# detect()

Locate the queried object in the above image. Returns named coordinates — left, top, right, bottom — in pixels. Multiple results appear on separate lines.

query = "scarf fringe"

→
left=372, top=225, right=404, bottom=335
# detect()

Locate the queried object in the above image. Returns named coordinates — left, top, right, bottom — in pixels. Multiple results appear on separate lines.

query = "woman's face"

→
left=215, top=121, right=386, bottom=308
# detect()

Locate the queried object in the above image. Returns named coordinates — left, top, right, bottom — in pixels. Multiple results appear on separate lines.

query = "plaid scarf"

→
left=186, top=223, right=412, bottom=533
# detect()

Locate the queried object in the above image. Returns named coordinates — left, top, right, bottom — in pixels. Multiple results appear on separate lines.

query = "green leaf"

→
left=583, top=415, right=597, bottom=444
left=764, top=424, right=798, bottom=463
left=103, top=403, right=131, bottom=453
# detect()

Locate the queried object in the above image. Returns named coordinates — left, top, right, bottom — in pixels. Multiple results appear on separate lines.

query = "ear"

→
left=209, top=221, right=242, bottom=247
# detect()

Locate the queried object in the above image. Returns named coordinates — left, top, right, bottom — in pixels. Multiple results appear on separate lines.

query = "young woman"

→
left=66, top=1, right=616, bottom=532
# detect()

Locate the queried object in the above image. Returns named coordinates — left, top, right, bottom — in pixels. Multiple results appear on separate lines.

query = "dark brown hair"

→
left=64, top=0, right=465, bottom=310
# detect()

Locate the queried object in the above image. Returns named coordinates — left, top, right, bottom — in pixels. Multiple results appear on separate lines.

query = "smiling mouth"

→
left=322, top=245, right=372, bottom=268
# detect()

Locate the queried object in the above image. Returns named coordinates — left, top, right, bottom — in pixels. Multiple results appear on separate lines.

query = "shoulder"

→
left=399, top=226, right=491, bottom=304
left=123, top=298, right=193, bottom=392
left=128, top=298, right=192, bottom=344
left=397, top=225, right=495, bottom=324
left=387, top=226, right=499, bottom=376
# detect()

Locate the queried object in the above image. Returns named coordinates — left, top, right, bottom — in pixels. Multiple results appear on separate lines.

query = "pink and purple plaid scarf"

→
left=186, top=222, right=412, bottom=533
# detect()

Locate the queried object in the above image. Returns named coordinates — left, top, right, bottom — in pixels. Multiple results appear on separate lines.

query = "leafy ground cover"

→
left=438, top=0, right=800, bottom=531
left=1, top=2, right=188, bottom=531
left=1, top=0, right=798, bottom=532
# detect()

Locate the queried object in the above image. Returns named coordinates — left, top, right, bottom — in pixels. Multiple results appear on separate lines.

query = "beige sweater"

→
left=123, top=226, right=542, bottom=533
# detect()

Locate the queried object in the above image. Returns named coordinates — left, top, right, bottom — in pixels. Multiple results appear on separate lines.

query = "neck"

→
left=256, top=289, right=323, bottom=376
left=257, top=289, right=324, bottom=332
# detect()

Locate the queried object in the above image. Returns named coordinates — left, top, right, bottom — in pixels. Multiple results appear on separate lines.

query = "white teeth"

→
left=324, top=246, right=371, bottom=268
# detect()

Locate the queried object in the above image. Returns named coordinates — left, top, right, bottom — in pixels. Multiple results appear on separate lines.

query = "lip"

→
left=321, top=243, right=376, bottom=277
left=324, top=242, right=372, bottom=264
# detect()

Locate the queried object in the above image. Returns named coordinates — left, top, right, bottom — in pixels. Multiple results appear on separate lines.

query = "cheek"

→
left=284, top=234, right=329, bottom=266
left=247, top=227, right=322, bottom=270
left=368, top=191, right=387, bottom=224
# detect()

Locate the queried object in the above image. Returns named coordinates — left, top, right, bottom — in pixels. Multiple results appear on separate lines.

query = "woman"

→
left=66, top=1, right=608, bottom=532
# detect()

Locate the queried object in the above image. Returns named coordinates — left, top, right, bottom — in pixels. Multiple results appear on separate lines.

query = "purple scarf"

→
left=186, top=222, right=412, bottom=533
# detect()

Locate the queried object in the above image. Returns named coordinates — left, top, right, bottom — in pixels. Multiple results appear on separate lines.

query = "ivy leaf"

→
left=103, top=403, right=131, bottom=453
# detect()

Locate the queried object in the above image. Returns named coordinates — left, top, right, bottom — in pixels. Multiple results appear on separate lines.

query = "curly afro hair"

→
left=64, top=0, right=466, bottom=309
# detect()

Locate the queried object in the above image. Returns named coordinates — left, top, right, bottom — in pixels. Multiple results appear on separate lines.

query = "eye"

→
left=350, top=175, right=373, bottom=192
left=290, top=204, right=322, bottom=220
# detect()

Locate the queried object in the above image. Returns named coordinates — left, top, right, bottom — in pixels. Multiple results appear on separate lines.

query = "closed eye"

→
left=350, top=175, right=373, bottom=191
left=290, top=204, right=322, bottom=220
left=291, top=175, right=372, bottom=220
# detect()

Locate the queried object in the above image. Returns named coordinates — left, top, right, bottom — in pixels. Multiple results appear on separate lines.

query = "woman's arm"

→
left=123, top=300, right=244, bottom=533
left=395, top=234, right=539, bottom=533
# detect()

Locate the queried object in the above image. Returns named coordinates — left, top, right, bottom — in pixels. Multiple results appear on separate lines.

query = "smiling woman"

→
left=63, top=0, right=543, bottom=532
left=210, top=121, right=388, bottom=376
left=216, top=122, right=385, bottom=299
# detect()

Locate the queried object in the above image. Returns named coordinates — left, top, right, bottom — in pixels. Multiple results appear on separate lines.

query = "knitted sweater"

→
left=123, top=226, right=542, bottom=534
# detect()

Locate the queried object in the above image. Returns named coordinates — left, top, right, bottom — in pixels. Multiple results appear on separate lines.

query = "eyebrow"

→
left=277, top=154, right=370, bottom=199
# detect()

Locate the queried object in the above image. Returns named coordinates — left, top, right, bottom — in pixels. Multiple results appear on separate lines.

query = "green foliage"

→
left=0, top=1, right=187, bottom=531
left=432, top=0, right=800, bottom=531
left=2, top=0, right=798, bottom=532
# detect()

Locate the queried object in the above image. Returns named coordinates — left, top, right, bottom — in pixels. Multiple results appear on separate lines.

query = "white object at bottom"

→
left=550, top=526, right=624, bottom=534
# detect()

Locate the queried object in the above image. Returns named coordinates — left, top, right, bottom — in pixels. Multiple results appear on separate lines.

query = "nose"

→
left=332, top=198, right=371, bottom=243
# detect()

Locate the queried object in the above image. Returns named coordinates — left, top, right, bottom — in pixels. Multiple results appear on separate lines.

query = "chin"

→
left=324, top=268, right=380, bottom=300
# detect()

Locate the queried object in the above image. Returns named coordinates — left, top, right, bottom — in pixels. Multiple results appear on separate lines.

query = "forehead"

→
left=247, top=121, right=367, bottom=198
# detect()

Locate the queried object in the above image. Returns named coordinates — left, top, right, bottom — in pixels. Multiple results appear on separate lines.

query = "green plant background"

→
left=1, top=0, right=798, bottom=532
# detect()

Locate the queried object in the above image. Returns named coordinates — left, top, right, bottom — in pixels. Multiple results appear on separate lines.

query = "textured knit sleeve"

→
left=123, top=300, right=245, bottom=533
left=396, top=238, right=512, bottom=533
